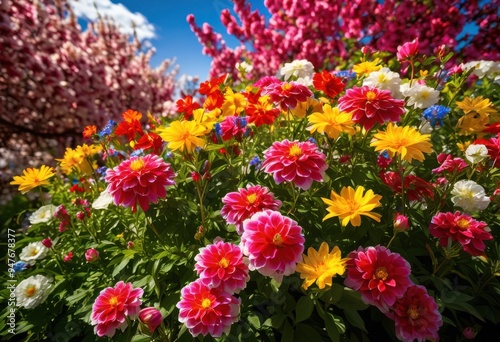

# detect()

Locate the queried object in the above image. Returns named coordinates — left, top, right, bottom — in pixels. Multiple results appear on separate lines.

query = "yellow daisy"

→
left=307, top=104, right=356, bottom=139
left=157, top=120, right=206, bottom=153
left=221, top=88, right=247, bottom=116
left=352, top=58, right=382, bottom=77
left=10, top=165, right=55, bottom=194
left=456, top=96, right=497, bottom=116
left=456, top=112, right=489, bottom=136
left=370, top=123, right=433, bottom=163
left=296, top=242, right=349, bottom=290
left=322, top=186, right=382, bottom=227
left=289, top=97, right=323, bottom=119
left=57, top=144, right=100, bottom=175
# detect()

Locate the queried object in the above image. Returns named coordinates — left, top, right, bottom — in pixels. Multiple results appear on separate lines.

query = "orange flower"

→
left=83, top=125, right=97, bottom=139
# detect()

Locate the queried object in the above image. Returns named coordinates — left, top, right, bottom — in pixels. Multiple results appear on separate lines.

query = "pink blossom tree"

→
left=188, top=0, right=500, bottom=80
left=0, top=0, right=177, bottom=202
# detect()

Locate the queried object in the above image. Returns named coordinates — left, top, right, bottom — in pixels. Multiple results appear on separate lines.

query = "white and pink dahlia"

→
left=194, top=240, right=250, bottom=294
left=241, top=210, right=304, bottom=282
left=177, top=279, right=240, bottom=338
left=105, top=154, right=175, bottom=212
left=261, top=139, right=327, bottom=190
left=221, top=184, right=282, bottom=234
left=91, top=281, right=143, bottom=337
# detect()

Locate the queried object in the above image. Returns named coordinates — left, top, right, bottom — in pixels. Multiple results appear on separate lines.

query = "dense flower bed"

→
left=2, top=42, right=500, bottom=341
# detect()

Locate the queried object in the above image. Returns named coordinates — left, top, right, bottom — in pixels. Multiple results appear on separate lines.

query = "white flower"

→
left=15, top=275, right=52, bottom=309
left=29, top=204, right=57, bottom=225
left=419, top=118, right=433, bottom=134
left=19, top=242, right=49, bottom=265
left=465, top=144, right=489, bottom=164
left=462, top=60, right=500, bottom=79
left=451, top=180, right=490, bottom=213
left=363, top=67, right=403, bottom=98
left=295, top=75, right=313, bottom=86
left=92, top=188, right=114, bottom=210
left=236, top=61, right=253, bottom=74
left=280, top=59, right=314, bottom=81
left=401, top=83, right=440, bottom=109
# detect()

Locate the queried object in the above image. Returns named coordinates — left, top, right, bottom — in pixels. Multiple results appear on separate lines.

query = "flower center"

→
left=33, top=177, right=41, bottom=185
left=289, top=144, right=303, bottom=157
left=247, top=193, right=258, bottom=204
left=30, top=247, right=40, bottom=256
left=109, top=296, right=119, bottom=307
left=201, top=298, right=212, bottom=309
left=346, top=199, right=360, bottom=213
left=218, top=257, right=229, bottom=268
left=377, top=74, right=387, bottom=83
left=273, top=233, right=283, bottom=247
left=374, top=267, right=388, bottom=281
left=130, top=158, right=145, bottom=171
left=282, top=83, right=292, bottom=91
left=407, top=304, right=420, bottom=320
left=366, top=91, right=377, bottom=101
left=456, top=218, right=470, bottom=230
left=420, top=91, right=430, bottom=100
left=25, top=285, right=37, bottom=297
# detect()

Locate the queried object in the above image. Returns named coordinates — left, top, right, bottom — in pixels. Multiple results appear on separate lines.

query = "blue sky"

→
left=69, top=0, right=269, bottom=79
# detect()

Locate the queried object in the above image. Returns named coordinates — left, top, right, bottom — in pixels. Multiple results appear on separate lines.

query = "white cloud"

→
left=68, top=0, right=155, bottom=41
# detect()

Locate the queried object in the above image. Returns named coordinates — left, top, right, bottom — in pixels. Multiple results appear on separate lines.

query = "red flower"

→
left=312, top=70, right=345, bottom=98
left=105, top=154, right=176, bottom=212
left=388, top=285, right=442, bottom=342
left=177, top=279, right=239, bottom=338
left=69, top=184, right=85, bottom=193
left=194, top=240, right=250, bottom=293
left=134, top=132, right=164, bottom=155
left=203, top=92, right=224, bottom=110
left=115, top=109, right=144, bottom=141
left=221, top=184, right=282, bottom=234
left=177, top=95, right=201, bottom=120
left=246, top=95, right=281, bottom=126
left=261, top=139, right=327, bottom=190
left=429, top=211, right=493, bottom=256
left=432, top=153, right=467, bottom=174
left=241, top=210, right=304, bottom=282
left=91, top=281, right=143, bottom=337
left=266, top=81, right=313, bottom=111
left=199, top=75, right=226, bottom=95
left=83, top=125, right=97, bottom=139
left=344, top=245, right=413, bottom=313
left=396, top=38, right=419, bottom=62
left=138, top=307, right=163, bottom=333
left=380, top=171, right=434, bottom=201
left=338, top=86, right=405, bottom=130
left=474, top=133, right=500, bottom=167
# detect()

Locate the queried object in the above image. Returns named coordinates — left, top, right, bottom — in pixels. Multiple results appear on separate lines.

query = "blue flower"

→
left=422, top=105, right=451, bottom=128
left=98, top=120, right=117, bottom=137
left=214, top=123, right=222, bottom=137
left=249, top=156, right=262, bottom=169
left=13, top=261, right=29, bottom=273
left=307, top=137, right=317, bottom=145
left=130, top=149, right=144, bottom=157
left=96, top=166, right=108, bottom=177
left=333, top=70, right=356, bottom=81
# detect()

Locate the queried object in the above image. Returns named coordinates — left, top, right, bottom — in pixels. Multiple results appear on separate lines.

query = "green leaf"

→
left=324, top=313, right=340, bottom=342
left=112, top=257, right=131, bottom=277
left=344, top=309, right=367, bottom=332
left=131, top=334, right=153, bottom=342
left=294, top=323, right=324, bottom=342
left=281, top=320, right=294, bottom=342
left=247, top=314, right=261, bottom=329
left=295, top=296, right=314, bottom=323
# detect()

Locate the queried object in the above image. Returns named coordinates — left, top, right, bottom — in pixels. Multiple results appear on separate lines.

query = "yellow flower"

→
left=307, top=104, right=356, bottom=139
left=353, top=58, right=382, bottom=77
left=322, top=186, right=382, bottom=227
left=296, top=242, right=349, bottom=290
left=157, top=120, right=206, bottom=153
left=456, top=96, right=497, bottom=116
left=456, top=112, right=489, bottom=136
left=57, top=144, right=100, bottom=175
left=370, top=123, right=433, bottom=163
left=457, top=141, right=471, bottom=152
left=221, top=88, right=247, bottom=116
left=192, top=108, right=218, bottom=134
left=10, top=165, right=55, bottom=194
left=289, top=97, right=323, bottom=118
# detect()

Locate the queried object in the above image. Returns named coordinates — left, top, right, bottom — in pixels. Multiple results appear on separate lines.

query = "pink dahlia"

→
left=432, top=153, right=467, bottom=174
left=194, top=240, right=250, bottom=294
left=266, top=81, right=313, bottom=111
left=241, top=210, right=304, bottom=282
left=91, top=281, right=143, bottom=337
left=221, top=184, right=282, bottom=234
left=429, top=211, right=493, bottom=256
left=396, top=38, right=419, bottom=62
left=177, top=279, right=240, bottom=338
left=388, top=285, right=442, bottom=342
left=344, top=245, right=413, bottom=313
left=217, top=116, right=249, bottom=142
left=261, top=139, right=327, bottom=190
left=105, top=154, right=175, bottom=212
left=338, top=86, right=405, bottom=130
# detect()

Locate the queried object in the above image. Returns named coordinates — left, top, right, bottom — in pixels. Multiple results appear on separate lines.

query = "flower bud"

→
left=85, top=248, right=99, bottom=262
left=63, top=251, right=73, bottom=262
left=139, top=307, right=163, bottom=333
left=462, top=327, right=477, bottom=339
left=394, top=213, right=409, bottom=231
left=396, top=38, right=419, bottom=62
left=41, top=238, right=53, bottom=248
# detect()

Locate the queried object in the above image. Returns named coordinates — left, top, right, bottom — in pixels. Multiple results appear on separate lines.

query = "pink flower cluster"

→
left=432, top=153, right=467, bottom=174
left=345, top=245, right=442, bottom=342
left=429, top=211, right=493, bottom=256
